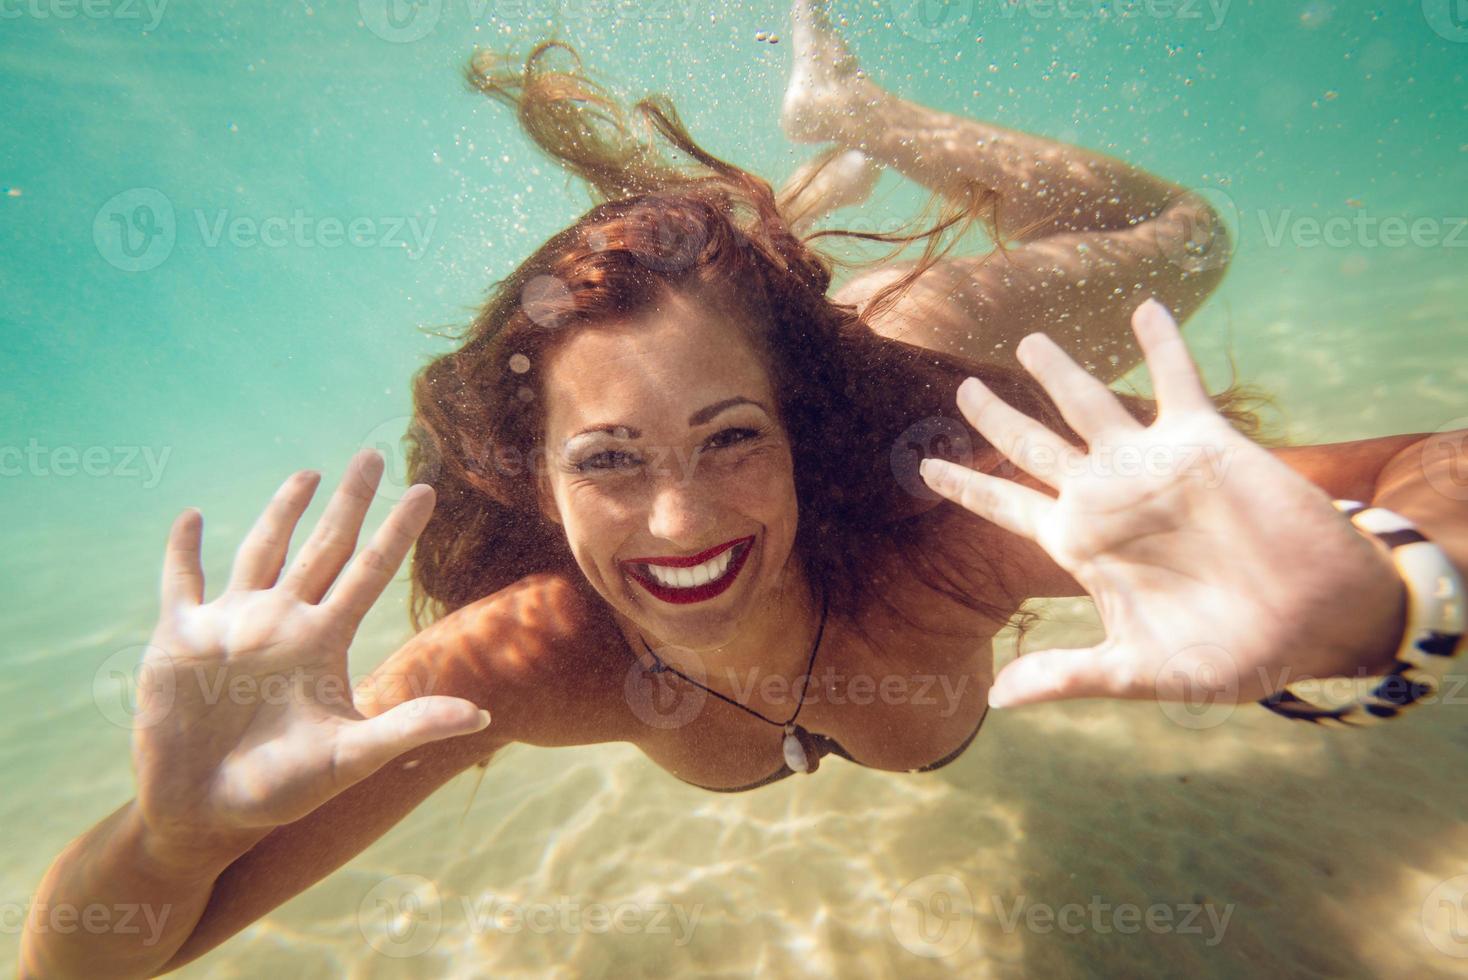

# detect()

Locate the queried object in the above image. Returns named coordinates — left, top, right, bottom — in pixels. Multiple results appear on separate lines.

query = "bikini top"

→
left=675, top=705, right=988, bottom=793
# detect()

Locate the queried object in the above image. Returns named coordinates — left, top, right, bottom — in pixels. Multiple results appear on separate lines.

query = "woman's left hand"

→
left=920, top=299, right=1405, bottom=709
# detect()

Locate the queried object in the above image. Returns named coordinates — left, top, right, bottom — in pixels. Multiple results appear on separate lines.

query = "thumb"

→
left=334, top=697, right=492, bottom=782
left=988, top=644, right=1135, bottom=708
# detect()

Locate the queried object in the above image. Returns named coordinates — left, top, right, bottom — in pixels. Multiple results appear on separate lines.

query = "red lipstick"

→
left=622, top=535, right=755, bottom=605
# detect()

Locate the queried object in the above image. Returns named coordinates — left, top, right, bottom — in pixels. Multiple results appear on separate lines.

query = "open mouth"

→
left=622, top=535, right=755, bottom=605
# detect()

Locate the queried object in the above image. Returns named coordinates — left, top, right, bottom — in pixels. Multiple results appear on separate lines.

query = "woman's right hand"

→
left=132, top=449, right=491, bottom=856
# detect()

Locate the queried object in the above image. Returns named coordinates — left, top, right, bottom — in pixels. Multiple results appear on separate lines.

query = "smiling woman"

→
left=34, top=8, right=1468, bottom=977
left=380, top=36, right=1276, bottom=798
left=405, top=40, right=1270, bottom=649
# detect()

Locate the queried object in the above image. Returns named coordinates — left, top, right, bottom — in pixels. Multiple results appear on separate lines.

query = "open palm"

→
left=921, top=300, right=1403, bottom=709
left=133, top=451, right=490, bottom=849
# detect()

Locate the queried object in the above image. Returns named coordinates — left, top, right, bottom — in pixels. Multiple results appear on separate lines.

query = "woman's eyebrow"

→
left=565, top=396, right=770, bottom=445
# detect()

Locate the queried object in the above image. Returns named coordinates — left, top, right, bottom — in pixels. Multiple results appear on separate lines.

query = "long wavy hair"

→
left=404, top=40, right=1273, bottom=640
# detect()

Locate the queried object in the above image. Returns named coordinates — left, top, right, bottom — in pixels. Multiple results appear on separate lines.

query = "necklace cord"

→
left=636, top=579, right=830, bottom=729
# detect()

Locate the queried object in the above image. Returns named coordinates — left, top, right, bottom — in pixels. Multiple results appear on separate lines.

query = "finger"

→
left=280, top=450, right=385, bottom=604
left=988, top=643, right=1139, bottom=708
left=1015, top=332, right=1142, bottom=443
left=227, top=470, right=323, bottom=593
left=920, top=457, right=1053, bottom=541
left=332, top=697, right=491, bottom=785
left=161, top=508, right=205, bottom=609
left=955, top=376, right=1085, bottom=491
left=321, top=484, right=436, bottom=629
left=1132, top=299, right=1213, bottom=415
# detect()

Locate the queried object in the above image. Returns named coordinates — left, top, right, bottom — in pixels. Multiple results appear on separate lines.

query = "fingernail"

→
left=920, top=457, right=952, bottom=489
left=476, top=709, right=492, bottom=729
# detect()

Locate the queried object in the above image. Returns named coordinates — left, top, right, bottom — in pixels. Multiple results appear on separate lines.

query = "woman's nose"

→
left=645, top=477, right=714, bottom=546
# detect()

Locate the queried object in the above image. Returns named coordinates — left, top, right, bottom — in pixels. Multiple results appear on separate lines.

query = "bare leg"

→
left=779, top=0, right=1229, bottom=382
left=775, top=145, right=884, bottom=236
left=780, top=0, right=1179, bottom=238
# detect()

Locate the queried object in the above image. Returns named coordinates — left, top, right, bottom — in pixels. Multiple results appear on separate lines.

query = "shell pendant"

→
left=782, top=723, right=819, bottom=774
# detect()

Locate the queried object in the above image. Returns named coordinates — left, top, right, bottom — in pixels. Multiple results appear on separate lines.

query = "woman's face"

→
left=536, top=290, right=800, bottom=652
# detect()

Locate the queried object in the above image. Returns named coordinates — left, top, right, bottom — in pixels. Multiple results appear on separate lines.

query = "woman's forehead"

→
left=540, top=301, right=776, bottom=435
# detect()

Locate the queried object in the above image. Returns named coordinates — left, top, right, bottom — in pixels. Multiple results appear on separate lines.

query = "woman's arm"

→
left=18, top=606, right=511, bottom=979
left=20, top=455, right=500, bottom=977
left=18, top=804, right=261, bottom=978
left=18, top=578, right=534, bottom=980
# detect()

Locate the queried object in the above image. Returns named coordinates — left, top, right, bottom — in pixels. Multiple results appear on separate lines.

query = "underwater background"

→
left=3, top=0, right=1467, bottom=975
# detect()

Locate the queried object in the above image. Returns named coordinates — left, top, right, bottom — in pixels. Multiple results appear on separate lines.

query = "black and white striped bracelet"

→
left=1258, top=499, right=1465, bottom=727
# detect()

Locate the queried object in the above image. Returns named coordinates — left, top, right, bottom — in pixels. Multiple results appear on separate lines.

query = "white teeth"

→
left=641, top=543, right=740, bottom=590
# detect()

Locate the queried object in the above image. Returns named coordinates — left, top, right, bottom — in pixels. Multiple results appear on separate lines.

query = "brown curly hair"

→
left=403, top=40, right=1274, bottom=640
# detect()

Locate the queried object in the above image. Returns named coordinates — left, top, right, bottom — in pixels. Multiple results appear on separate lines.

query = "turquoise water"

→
left=3, top=1, right=1466, bottom=975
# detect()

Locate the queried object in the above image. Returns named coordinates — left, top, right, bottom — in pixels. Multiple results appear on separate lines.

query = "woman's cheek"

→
left=722, top=449, right=796, bottom=519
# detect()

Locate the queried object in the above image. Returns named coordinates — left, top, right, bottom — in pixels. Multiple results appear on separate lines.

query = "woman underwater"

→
left=22, top=2, right=1467, bottom=974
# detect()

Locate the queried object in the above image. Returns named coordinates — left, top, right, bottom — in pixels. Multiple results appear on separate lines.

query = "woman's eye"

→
left=705, top=427, right=759, bottom=450
left=575, top=450, right=640, bottom=472
left=572, top=429, right=757, bottom=473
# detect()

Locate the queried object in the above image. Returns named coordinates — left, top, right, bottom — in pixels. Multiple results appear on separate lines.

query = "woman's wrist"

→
left=1345, top=532, right=1410, bottom=676
left=130, top=803, right=265, bottom=884
left=1260, top=500, right=1467, bottom=725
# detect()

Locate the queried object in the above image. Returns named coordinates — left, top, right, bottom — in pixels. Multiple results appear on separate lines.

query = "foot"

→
left=778, top=148, right=883, bottom=229
left=780, top=0, right=880, bottom=144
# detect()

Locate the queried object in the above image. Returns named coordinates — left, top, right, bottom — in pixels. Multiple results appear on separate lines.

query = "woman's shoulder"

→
left=366, top=571, right=631, bottom=747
